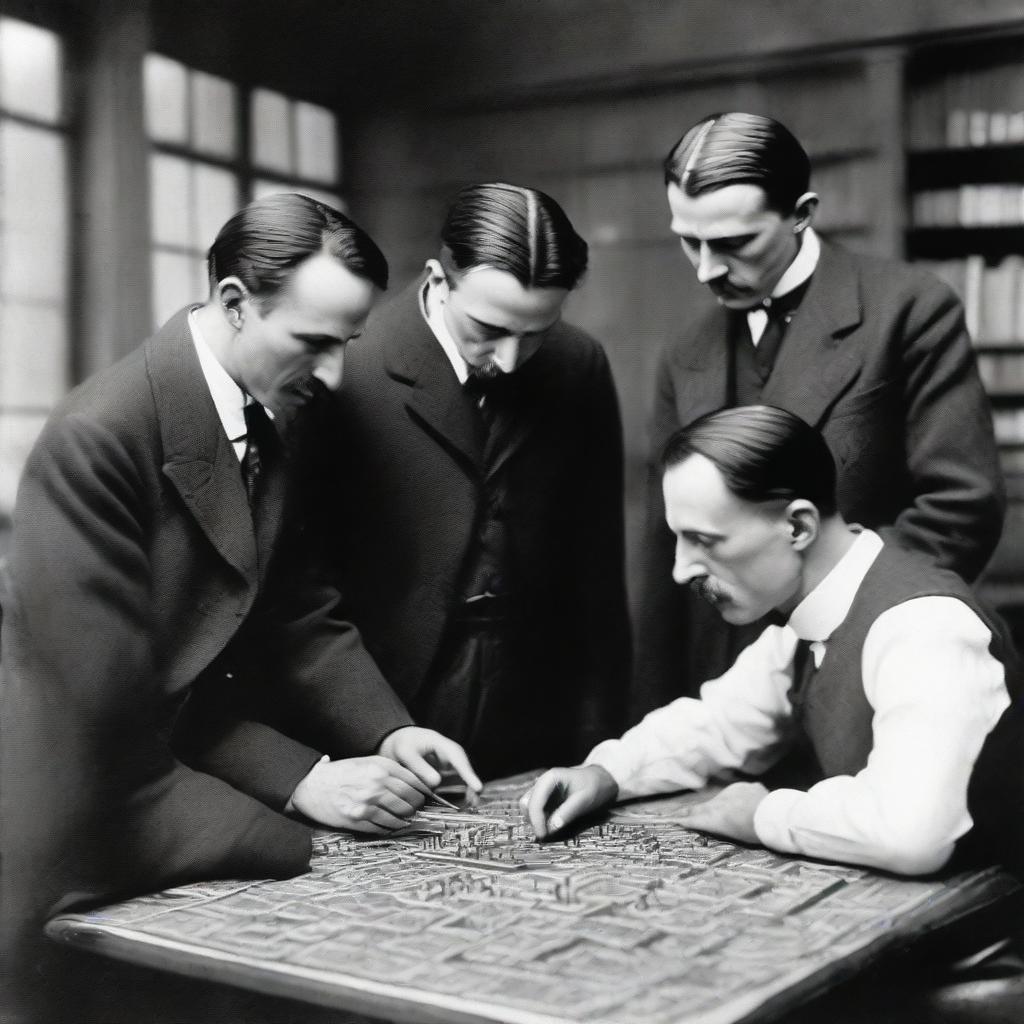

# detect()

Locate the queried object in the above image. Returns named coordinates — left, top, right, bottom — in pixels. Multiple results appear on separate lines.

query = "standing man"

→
left=526, top=407, right=1021, bottom=878
left=326, top=182, right=631, bottom=779
left=1, top=194, right=478, bottom=1024
left=635, top=112, right=1004, bottom=716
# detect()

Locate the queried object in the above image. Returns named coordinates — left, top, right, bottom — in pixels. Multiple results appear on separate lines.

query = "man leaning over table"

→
left=525, top=405, right=1022, bottom=877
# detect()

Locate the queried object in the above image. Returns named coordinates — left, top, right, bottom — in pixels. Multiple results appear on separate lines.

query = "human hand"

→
left=672, top=781, right=769, bottom=845
left=287, top=754, right=427, bottom=833
left=377, top=726, right=483, bottom=796
left=520, top=765, right=619, bottom=840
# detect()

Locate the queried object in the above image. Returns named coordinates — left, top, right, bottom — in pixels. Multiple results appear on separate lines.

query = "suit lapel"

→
left=671, top=306, right=732, bottom=425
left=383, top=281, right=483, bottom=473
left=147, top=309, right=257, bottom=580
left=762, top=242, right=864, bottom=427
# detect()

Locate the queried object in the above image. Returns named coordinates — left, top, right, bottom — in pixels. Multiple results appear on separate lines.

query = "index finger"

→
left=525, top=770, right=567, bottom=840
left=432, top=738, right=483, bottom=794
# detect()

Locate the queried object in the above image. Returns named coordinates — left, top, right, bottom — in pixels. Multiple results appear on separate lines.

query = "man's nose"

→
left=491, top=335, right=520, bottom=373
left=672, top=540, right=705, bottom=585
left=313, top=346, right=345, bottom=391
left=695, top=242, right=727, bottom=284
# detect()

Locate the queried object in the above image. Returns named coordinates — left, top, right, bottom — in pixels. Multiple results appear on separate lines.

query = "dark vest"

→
left=791, top=543, right=1023, bottom=872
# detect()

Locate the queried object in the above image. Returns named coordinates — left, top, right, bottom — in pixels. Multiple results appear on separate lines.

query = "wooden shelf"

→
left=975, top=343, right=1024, bottom=353
left=907, top=144, right=1024, bottom=188
left=906, top=226, right=1024, bottom=259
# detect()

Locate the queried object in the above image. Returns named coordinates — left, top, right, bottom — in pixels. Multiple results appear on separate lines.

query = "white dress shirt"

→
left=746, top=226, right=820, bottom=345
left=189, top=308, right=252, bottom=462
left=589, top=530, right=1009, bottom=874
left=420, top=277, right=471, bottom=384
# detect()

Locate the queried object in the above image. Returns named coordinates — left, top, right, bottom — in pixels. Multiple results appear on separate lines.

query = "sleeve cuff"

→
left=753, top=788, right=804, bottom=855
left=585, top=739, right=635, bottom=797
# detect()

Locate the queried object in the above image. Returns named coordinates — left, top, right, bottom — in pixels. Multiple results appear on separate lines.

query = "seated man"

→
left=1, top=193, right=479, bottom=1024
left=525, top=405, right=1022, bottom=877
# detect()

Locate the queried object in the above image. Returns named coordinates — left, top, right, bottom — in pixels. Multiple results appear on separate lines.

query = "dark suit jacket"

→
left=0, top=310, right=412, bottom=1018
left=634, top=240, right=1005, bottom=716
left=325, top=279, right=631, bottom=777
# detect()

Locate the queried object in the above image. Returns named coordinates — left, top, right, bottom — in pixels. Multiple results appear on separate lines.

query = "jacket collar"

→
left=146, top=308, right=258, bottom=579
left=381, top=277, right=542, bottom=475
left=672, top=240, right=864, bottom=429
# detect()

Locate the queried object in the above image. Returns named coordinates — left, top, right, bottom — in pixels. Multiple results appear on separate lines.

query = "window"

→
left=144, top=56, right=342, bottom=326
left=0, top=17, right=69, bottom=516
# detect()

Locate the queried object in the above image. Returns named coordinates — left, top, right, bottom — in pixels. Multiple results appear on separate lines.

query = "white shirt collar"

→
left=787, top=527, right=883, bottom=645
left=768, top=225, right=820, bottom=302
left=420, top=274, right=470, bottom=385
left=188, top=308, right=249, bottom=445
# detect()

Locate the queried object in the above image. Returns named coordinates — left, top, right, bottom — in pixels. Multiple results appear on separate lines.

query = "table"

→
left=46, top=774, right=1022, bottom=1024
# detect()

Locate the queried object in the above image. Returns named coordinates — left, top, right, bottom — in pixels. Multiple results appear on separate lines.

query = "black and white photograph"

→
left=1, top=3, right=1023, bottom=1022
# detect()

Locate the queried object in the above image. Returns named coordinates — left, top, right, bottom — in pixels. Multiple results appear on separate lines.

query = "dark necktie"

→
left=463, top=373, right=499, bottom=434
left=749, top=279, right=810, bottom=377
left=241, top=401, right=277, bottom=505
left=787, top=638, right=820, bottom=721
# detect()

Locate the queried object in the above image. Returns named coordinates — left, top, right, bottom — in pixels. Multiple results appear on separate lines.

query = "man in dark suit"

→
left=326, top=182, right=631, bottom=780
left=0, top=194, right=479, bottom=1023
left=634, top=112, right=1004, bottom=716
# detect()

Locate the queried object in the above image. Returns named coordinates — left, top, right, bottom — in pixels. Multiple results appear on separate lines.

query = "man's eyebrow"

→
left=292, top=331, right=344, bottom=346
left=465, top=313, right=504, bottom=331
left=680, top=231, right=759, bottom=246
left=466, top=312, right=560, bottom=335
left=680, top=528, right=725, bottom=542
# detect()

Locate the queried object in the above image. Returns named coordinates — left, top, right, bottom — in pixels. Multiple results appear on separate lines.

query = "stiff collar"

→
left=420, top=275, right=470, bottom=385
left=788, top=527, right=882, bottom=645
left=188, top=308, right=250, bottom=450
left=767, top=226, right=820, bottom=304
left=746, top=228, right=820, bottom=345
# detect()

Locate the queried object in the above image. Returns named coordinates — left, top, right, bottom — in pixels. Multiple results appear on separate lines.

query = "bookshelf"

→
left=906, top=34, right=1024, bottom=607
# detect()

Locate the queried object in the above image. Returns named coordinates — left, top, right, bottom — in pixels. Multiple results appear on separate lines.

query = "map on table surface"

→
left=47, top=773, right=1021, bottom=1024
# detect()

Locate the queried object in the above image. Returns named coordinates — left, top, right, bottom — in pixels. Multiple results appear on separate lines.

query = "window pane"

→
left=193, top=164, right=238, bottom=250
left=0, top=18, right=61, bottom=122
left=253, top=178, right=343, bottom=212
left=149, top=153, right=194, bottom=247
left=0, top=121, right=68, bottom=230
left=143, top=53, right=187, bottom=143
left=151, top=250, right=200, bottom=326
left=0, top=411, right=47, bottom=513
left=0, top=302, right=67, bottom=407
left=251, top=88, right=292, bottom=173
left=191, top=71, right=237, bottom=158
left=0, top=226, right=67, bottom=303
left=294, top=101, right=337, bottom=182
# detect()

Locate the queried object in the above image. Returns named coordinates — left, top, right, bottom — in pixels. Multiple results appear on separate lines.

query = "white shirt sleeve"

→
left=587, top=625, right=799, bottom=799
left=754, top=596, right=1009, bottom=875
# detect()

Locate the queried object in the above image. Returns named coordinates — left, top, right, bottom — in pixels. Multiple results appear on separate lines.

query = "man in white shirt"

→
left=525, top=405, right=1021, bottom=877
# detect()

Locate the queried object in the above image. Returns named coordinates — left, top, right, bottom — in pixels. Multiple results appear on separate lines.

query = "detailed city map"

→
left=48, top=774, right=1021, bottom=1024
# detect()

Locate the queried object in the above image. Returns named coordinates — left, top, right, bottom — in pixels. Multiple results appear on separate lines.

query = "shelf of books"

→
left=907, top=35, right=1024, bottom=605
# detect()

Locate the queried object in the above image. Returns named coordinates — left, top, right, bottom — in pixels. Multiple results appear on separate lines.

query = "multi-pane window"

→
left=144, top=55, right=241, bottom=325
left=144, top=56, right=342, bottom=326
left=0, top=17, right=69, bottom=516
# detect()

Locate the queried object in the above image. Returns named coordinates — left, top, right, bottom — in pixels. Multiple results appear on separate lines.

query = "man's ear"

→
left=216, top=276, right=250, bottom=329
left=785, top=500, right=819, bottom=551
left=792, top=192, right=819, bottom=233
left=424, top=258, right=447, bottom=290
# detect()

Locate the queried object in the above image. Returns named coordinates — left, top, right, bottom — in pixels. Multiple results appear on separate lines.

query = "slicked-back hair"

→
left=661, top=405, right=838, bottom=516
left=207, top=192, right=388, bottom=308
left=440, top=182, right=588, bottom=289
left=663, top=112, right=811, bottom=215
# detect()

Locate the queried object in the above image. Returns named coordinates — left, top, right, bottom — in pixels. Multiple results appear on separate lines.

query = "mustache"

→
left=689, top=576, right=725, bottom=605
